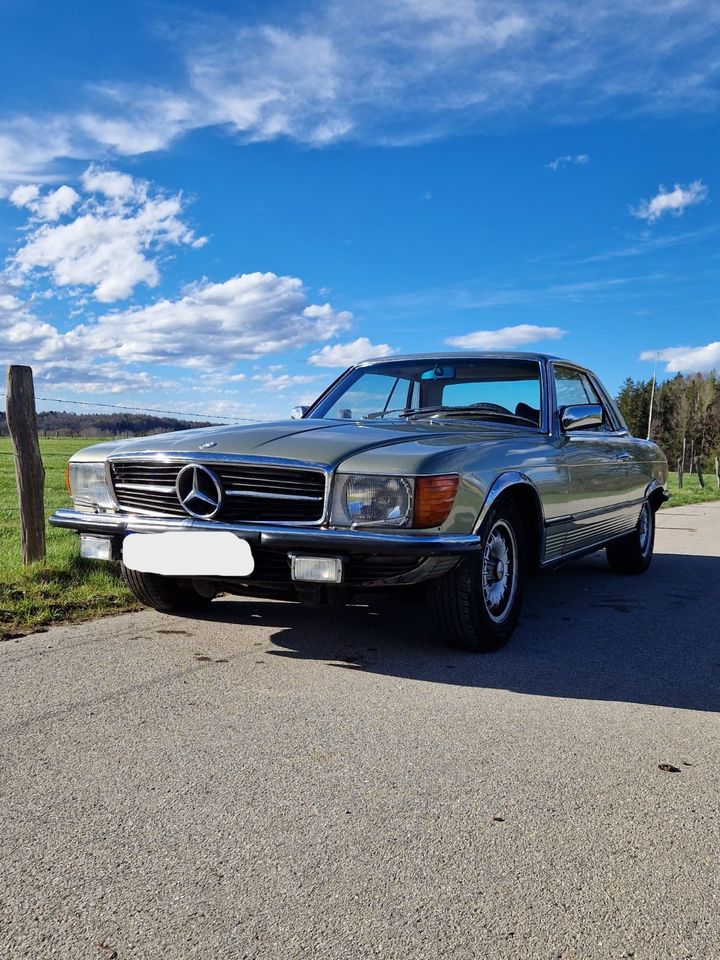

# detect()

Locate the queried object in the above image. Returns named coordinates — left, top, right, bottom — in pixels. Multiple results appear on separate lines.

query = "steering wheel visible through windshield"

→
left=308, top=358, right=543, bottom=427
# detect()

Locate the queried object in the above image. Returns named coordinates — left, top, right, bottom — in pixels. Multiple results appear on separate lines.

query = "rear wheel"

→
left=606, top=500, right=655, bottom=575
left=121, top=564, right=214, bottom=613
left=430, top=499, right=525, bottom=652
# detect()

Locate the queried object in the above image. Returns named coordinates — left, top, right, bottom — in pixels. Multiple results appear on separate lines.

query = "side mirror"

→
left=291, top=405, right=309, bottom=420
left=561, top=403, right=603, bottom=432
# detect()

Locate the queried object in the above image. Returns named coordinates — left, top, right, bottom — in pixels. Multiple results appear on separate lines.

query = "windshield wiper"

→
left=363, top=405, right=537, bottom=425
left=402, top=406, right=537, bottom=425
left=362, top=407, right=414, bottom=420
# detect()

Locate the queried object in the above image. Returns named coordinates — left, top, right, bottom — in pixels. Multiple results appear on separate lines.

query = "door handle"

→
left=615, top=452, right=631, bottom=460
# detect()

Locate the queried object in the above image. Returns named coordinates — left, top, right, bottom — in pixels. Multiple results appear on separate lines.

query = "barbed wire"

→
left=31, top=396, right=263, bottom=422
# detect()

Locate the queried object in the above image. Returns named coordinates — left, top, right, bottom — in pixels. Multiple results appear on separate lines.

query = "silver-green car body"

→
left=50, top=353, right=668, bottom=592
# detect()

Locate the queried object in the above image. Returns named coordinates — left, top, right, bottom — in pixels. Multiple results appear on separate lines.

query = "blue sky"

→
left=0, top=0, right=718, bottom=421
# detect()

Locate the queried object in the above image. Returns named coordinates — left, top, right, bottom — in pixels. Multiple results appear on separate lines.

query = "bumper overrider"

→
left=48, top=508, right=481, bottom=557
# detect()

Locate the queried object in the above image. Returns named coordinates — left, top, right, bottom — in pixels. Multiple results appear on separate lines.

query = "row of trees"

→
left=617, top=371, right=720, bottom=468
left=0, top=410, right=216, bottom=438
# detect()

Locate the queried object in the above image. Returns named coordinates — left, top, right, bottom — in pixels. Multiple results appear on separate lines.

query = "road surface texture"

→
left=1, top=503, right=719, bottom=960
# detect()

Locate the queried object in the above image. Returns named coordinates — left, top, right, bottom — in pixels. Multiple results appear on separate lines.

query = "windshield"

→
left=309, top=358, right=543, bottom=427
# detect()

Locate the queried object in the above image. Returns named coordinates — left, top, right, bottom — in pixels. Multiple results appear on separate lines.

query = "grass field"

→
left=1, top=438, right=719, bottom=639
left=0, top=438, right=139, bottom=640
left=664, top=471, right=720, bottom=507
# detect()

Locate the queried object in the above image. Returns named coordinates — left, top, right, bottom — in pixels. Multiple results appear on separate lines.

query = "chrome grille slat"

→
left=115, top=482, right=176, bottom=493
left=110, top=459, right=326, bottom=523
left=225, top=490, right=322, bottom=502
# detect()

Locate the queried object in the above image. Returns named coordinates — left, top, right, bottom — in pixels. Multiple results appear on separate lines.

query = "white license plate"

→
left=122, top=532, right=254, bottom=577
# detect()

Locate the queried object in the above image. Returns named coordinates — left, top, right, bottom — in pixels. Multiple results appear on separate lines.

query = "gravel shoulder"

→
left=1, top=503, right=719, bottom=959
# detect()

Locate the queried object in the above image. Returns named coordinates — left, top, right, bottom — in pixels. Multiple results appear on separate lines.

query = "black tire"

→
left=121, top=564, right=214, bottom=613
left=430, top=499, right=526, bottom=652
left=606, top=499, right=655, bottom=575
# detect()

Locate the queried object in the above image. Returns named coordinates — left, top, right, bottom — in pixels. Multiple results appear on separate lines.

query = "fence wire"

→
left=32, top=396, right=263, bottom=423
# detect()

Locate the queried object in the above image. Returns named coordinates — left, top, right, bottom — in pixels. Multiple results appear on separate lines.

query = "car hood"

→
left=72, top=418, right=529, bottom=468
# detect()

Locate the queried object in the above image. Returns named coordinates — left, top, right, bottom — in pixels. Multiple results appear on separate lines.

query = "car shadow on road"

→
left=194, top=551, right=720, bottom=712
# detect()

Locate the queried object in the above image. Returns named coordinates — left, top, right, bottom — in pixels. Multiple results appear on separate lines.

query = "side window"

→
left=554, top=366, right=613, bottom=432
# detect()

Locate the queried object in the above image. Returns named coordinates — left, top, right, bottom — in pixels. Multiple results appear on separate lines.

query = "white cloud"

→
left=631, top=180, right=708, bottom=223
left=546, top=154, right=589, bottom=171
left=9, top=184, right=40, bottom=207
left=640, top=342, right=720, bottom=374
left=8, top=169, right=203, bottom=302
left=1, top=1, right=720, bottom=183
left=307, top=336, right=396, bottom=367
left=10, top=183, right=80, bottom=221
left=251, top=372, right=321, bottom=391
left=0, top=117, right=87, bottom=190
left=1, top=264, right=351, bottom=401
left=359, top=276, right=638, bottom=316
left=0, top=289, right=64, bottom=366
left=30, top=361, right=165, bottom=395
left=71, top=272, right=352, bottom=366
left=576, top=225, right=718, bottom=264
left=80, top=164, right=145, bottom=202
left=445, top=324, right=567, bottom=349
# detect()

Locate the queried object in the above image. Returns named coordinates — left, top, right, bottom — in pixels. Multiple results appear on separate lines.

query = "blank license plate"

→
left=123, top=532, right=254, bottom=577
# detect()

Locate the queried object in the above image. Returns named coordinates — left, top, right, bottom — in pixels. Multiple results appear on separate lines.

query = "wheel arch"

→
left=474, top=472, right=545, bottom=573
left=645, top=477, right=669, bottom=513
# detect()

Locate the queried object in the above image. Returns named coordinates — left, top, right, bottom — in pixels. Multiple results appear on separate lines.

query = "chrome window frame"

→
left=306, top=356, right=549, bottom=433
left=549, top=361, right=627, bottom=438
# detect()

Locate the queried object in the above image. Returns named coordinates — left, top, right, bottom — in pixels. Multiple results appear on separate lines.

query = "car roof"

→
left=354, top=351, right=575, bottom=367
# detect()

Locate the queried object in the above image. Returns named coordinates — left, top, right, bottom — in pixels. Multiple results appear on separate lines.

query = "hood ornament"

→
left=199, top=440, right=217, bottom=449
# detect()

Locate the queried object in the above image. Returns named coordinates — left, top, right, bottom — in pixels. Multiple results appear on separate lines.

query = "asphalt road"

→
left=2, top=503, right=719, bottom=960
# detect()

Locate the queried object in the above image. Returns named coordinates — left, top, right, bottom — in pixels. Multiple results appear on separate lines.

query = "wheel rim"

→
left=481, top=519, right=518, bottom=623
left=638, top=501, right=653, bottom=557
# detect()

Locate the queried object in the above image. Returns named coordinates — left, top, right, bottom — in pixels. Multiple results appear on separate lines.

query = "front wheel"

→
left=121, top=564, right=214, bottom=613
left=430, top=500, right=526, bottom=652
left=606, top=500, right=655, bottom=575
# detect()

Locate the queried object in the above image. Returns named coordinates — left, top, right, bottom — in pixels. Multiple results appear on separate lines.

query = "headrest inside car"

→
left=515, top=402, right=540, bottom=426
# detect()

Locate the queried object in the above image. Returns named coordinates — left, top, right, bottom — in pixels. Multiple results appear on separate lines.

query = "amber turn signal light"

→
left=413, top=475, right=459, bottom=528
left=65, top=462, right=71, bottom=497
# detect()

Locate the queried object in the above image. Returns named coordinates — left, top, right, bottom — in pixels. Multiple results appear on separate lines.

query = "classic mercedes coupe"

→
left=51, top=353, right=668, bottom=651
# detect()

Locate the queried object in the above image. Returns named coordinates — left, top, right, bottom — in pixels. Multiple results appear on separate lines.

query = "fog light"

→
left=80, top=534, right=114, bottom=561
left=291, top=556, right=343, bottom=584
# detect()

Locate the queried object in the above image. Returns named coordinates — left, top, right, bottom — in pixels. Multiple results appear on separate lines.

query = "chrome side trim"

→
left=545, top=515, right=568, bottom=526
left=48, top=508, right=483, bottom=556
left=539, top=531, right=628, bottom=570
left=558, top=496, right=645, bottom=525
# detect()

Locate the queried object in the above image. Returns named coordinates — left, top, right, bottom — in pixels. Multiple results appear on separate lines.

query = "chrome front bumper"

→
left=48, top=508, right=482, bottom=556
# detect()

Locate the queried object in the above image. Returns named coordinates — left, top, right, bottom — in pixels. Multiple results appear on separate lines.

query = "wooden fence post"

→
left=716, top=457, right=719, bottom=491
left=694, top=456, right=705, bottom=489
left=6, top=365, right=46, bottom=564
left=676, top=457, right=683, bottom=490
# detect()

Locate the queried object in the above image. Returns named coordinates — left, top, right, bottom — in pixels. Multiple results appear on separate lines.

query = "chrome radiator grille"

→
left=109, top=460, right=326, bottom=523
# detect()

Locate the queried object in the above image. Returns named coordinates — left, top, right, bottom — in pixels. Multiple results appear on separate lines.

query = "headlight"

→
left=331, top=475, right=413, bottom=527
left=330, top=473, right=460, bottom=528
left=68, top=462, right=115, bottom=510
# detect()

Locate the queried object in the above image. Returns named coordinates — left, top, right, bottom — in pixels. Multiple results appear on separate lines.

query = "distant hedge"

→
left=0, top=410, right=217, bottom=439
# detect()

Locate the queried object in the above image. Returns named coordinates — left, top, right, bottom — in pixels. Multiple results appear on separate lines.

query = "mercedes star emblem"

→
left=175, top=463, right=223, bottom=519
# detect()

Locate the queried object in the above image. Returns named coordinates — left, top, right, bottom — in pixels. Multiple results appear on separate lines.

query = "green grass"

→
left=664, top=471, right=720, bottom=508
left=0, top=437, right=139, bottom=640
